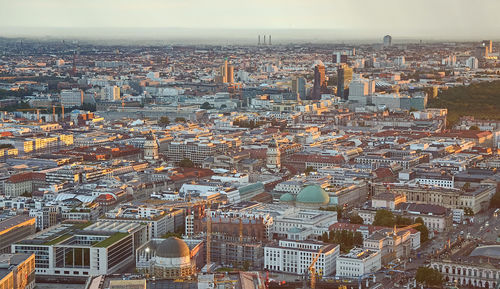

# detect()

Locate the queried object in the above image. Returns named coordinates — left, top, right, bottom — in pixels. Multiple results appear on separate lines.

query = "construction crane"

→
left=16, top=108, right=42, bottom=122
left=303, top=248, right=323, bottom=289
left=52, top=104, right=65, bottom=123
left=206, top=201, right=212, bottom=273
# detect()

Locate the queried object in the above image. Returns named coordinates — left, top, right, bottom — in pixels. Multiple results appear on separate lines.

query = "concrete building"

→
left=264, top=240, right=340, bottom=276
left=0, top=216, right=36, bottom=253
left=60, top=89, right=83, bottom=107
left=336, top=248, right=381, bottom=278
left=102, top=86, right=120, bottom=101
left=0, top=253, right=35, bottom=289
left=12, top=221, right=150, bottom=277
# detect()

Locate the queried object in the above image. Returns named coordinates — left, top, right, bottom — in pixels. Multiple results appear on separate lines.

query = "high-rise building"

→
left=466, top=57, right=479, bottom=70
left=312, top=60, right=326, bottom=100
left=337, top=64, right=353, bottom=100
left=475, top=46, right=489, bottom=58
left=481, top=40, right=493, bottom=54
left=394, top=56, right=406, bottom=67
left=102, top=86, right=120, bottom=101
left=217, top=59, right=234, bottom=83
left=348, top=79, right=369, bottom=105
left=383, top=35, right=392, bottom=47
left=291, top=76, right=306, bottom=100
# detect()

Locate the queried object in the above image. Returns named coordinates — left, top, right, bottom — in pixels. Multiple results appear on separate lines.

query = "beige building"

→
left=373, top=183, right=495, bottom=214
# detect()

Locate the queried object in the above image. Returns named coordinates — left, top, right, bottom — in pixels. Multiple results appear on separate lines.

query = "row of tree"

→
left=321, top=230, right=363, bottom=253
left=373, top=209, right=429, bottom=243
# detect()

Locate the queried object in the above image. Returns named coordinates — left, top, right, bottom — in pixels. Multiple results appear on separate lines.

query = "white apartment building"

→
left=102, top=86, right=120, bottom=101
left=264, top=240, right=340, bottom=276
left=336, top=248, right=381, bottom=278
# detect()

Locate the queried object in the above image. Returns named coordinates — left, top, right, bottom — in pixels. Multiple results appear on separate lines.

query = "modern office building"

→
left=264, top=240, right=340, bottom=276
left=481, top=40, right=493, bottom=54
left=0, top=215, right=36, bottom=253
left=291, top=77, right=306, bottom=100
left=337, top=64, right=353, bottom=100
left=60, top=88, right=84, bottom=107
left=102, top=86, right=120, bottom=101
left=311, top=60, right=326, bottom=100
left=466, top=57, right=479, bottom=69
left=0, top=253, right=35, bottom=289
left=336, top=248, right=381, bottom=278
left=12, top=221, right=150, bottom=277
left=383, top=35, right=392, bottom=47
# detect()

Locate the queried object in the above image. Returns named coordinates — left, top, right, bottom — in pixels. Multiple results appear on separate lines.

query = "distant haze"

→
left=1, top=0, right=499, bottom=43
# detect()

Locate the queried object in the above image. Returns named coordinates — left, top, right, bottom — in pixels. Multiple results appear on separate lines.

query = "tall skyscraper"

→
left=217, top=59, right=234, bottom=83
left=258, top=35, right=261, bottom=46
left=269, top=35, right=272, bottom=45
left=312, top=61, right=326, bottom=100
left=337, top=64, right=353, bottom=101
left=475, top=46, right=489, bottom=58
left=292, top=76, right=306, bottom=100
left=466, top=57, right=479, bottom=70
left=383, top=35, right=392, bottom=47
left=481, top=40, right=493, bottom=54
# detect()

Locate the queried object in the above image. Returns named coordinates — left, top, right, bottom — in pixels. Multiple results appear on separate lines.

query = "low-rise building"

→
left=336, top=248, right=381, bottom=278
left=264, top=240, right=340, bottom=276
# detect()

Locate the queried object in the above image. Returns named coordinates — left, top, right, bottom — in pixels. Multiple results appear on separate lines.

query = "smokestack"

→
left=269, top=35, right=272, bottom=45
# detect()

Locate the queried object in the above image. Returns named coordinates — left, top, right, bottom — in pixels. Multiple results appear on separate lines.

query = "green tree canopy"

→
left=416, top=267, right=443, bottom=287
left=200, top=102, right=212, bottom=110
left=414, top=217, right=429, bottom=243
left=373, top=209, right=395, bottom=227
left=350, top=214, right=364, bottom=225
left=469, top=125, right=480, bottom=131
left=178, top=158, right=194, bottom=168
left=175, top=117, right=187, bottom=123
left=158, top=116, right=170, bottom=125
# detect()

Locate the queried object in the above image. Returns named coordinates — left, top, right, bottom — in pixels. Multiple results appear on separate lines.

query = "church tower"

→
left=144, top=132, right=159, bottom=160
left=266, top=138, right=281, bottom=171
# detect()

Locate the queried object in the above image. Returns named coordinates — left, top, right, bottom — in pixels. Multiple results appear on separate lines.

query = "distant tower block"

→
left=258, top=35, right=261, bottom=46
left=263, top=35, right=267, bottom=45
left=269, top=35, right=272, bottom=45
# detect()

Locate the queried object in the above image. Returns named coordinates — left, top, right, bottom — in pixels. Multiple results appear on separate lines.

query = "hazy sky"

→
left=1, top=0, right=500, bottom=40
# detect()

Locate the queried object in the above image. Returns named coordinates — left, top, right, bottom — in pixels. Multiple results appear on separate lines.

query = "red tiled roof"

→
left=7, top=172, right=45, bottom=183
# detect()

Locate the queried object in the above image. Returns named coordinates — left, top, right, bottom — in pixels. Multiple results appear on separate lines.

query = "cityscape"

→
left=0, top=1, right=500, bottom=289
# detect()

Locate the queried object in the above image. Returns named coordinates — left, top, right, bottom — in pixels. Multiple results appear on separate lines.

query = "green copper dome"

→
left=296, top=185, right=329, bottom=204
left=279, top=193, right=295, bottom=202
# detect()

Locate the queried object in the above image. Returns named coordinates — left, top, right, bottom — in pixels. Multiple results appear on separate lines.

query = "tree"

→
left=350, top=214, right=364, bottom=225
left=490, top=190, right=500, bottom=208
left=320, top=206, right=342, bottom=219
left=462, top=182, right=471, bottom=191
left=178, top=158, right=194, bottom=168
left=200, top=102, right=212, bottom=110
left=469, top=125, right=480, bottom=131
left=353, top=231, right=363, bottom=246
left=414, top=217, right=429, bottom=243
left=395, top=215, right=413, bottom=226
left=175, top=117, right=187, bottom=123
left=416, top=267, right=443, bottom=287
left=373, top=209, right=395, bottom=227
left=158, top=116, right=170, bottom=126
left=304, top=166, right=316, bottom=175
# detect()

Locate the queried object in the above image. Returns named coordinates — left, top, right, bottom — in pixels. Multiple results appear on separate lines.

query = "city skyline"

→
left=1, top=0, right=500, bottom=42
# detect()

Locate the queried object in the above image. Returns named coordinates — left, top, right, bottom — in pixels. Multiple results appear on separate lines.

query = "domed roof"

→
left=296, top=185, right=329, bottom=204
left=280, top=193, right=295, bottom=202
left=156, top=237, right=190, bottom=258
